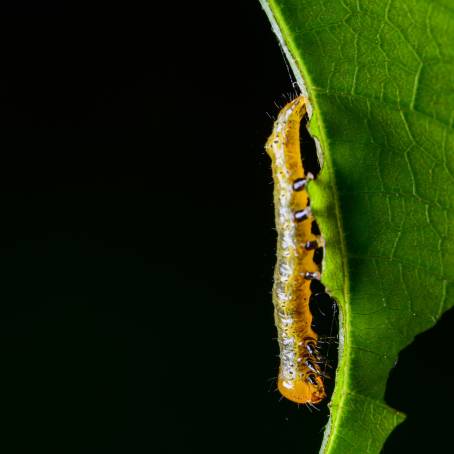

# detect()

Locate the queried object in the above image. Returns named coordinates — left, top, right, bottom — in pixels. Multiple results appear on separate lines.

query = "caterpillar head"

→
left=277, top=373, right=326, bottom=404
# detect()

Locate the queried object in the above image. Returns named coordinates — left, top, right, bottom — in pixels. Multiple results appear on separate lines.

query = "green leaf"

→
left=259, top=0, right=454, bottom=452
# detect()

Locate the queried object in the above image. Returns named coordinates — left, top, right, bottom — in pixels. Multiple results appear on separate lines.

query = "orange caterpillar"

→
left=265, top=96, right=326, bottom=404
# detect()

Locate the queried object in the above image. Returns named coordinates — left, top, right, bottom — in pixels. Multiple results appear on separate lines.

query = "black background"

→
left=0, top=2, right=453, bottom=453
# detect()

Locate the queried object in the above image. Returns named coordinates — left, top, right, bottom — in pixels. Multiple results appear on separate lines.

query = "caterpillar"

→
left=265, top=96, right=326, bottom=405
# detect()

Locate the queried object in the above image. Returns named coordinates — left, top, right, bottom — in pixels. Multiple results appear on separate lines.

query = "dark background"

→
left=0, top=2, right=453, bottom=453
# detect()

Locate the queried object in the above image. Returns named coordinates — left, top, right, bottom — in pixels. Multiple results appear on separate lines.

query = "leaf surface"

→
left=259, top=0, right=454, bottom=452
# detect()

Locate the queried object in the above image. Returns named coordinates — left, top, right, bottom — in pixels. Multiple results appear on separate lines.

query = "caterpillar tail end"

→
left=278, top=377, right=326, bottom=405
